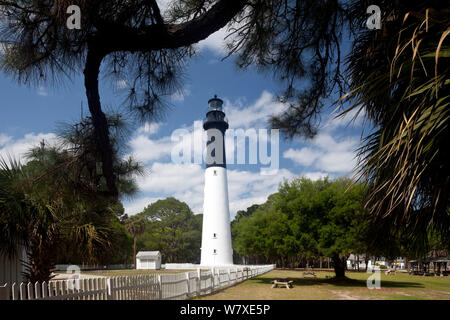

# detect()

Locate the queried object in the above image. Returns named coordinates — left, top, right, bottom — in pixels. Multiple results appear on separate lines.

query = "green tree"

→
left=138, top=197, right=202, bottom=263
left=125, top=215, right=147, bottom=268
left=0, top=116, right=142, bottom=281
left=233, top=177, right=368, bottom=278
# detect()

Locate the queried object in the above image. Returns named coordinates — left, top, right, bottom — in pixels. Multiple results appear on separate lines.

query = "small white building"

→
left=346, top=254, right=406, bottom=270
left=136, top=251, right=161, bottom=270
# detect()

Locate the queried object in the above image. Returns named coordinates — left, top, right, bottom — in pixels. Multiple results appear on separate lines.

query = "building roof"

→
left=136, top=251, right=161, bottom=259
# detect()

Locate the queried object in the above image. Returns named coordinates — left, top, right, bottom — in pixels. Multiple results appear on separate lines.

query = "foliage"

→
left=125, top=215, right=147, bottom=239
left=0, top=158, right=31, bottom=259
left=232, top=177, right=368, bottom=277
left=341, top=1, right=450, bottom=248
left=137, top=197, right=202, bottom=264
left=0, top=116, right=142, bottom=281
left=125, top=214, right=146, bottom=268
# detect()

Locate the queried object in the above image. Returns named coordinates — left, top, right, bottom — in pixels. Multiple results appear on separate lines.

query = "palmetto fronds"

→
left=0, top=115, right=144, bottom=281
left=342, top=3, right=450, bottom=246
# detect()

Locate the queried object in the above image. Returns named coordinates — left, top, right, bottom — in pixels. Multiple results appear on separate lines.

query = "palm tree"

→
left=0, top=158, right=30, bottom=260
left=125, top=215, right=147, bottom=269
left=341, top=1, right=450, bottom=249
left=0, top=115, right=144, bottom=282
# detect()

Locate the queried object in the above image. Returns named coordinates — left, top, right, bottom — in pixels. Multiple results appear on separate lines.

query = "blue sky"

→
left=0, top=22, right=366, bottom=219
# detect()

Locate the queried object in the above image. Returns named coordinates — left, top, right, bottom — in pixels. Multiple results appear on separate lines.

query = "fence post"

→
left=210, top=268, right=214, bottom=293
left=227, top=269, right=231, bottom=286
left=34, top=282, right=41, bottom=300
left=106, top=278, right=112, bottom=300
left=28, top=282, right=35, bottom=300
left=185, top=272, right=190, bottom=297
left=217, top=269, right=220, bottom=289
left=197, top=269, right=201, bottom=295
left=19, top=282, right=27, bottom=300
left=41, top=281, right=47, bottom=299
left=158, top=275, right=162, bottom=300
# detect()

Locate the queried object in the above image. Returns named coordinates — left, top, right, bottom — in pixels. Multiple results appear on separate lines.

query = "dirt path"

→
left=329, top=290, right=359, bottom=300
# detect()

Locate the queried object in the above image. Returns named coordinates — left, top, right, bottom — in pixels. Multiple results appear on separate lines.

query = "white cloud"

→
left=321, top=107, right=367, bottom=132
left=128, top=134, right=174, bottom=163
left=195, top=11, right=248, bottom=56
left=137, top=162, right=204, bottom=194
left=0, top=132, right=59, bottom=162
left=283, top=132, right=360, bottom=174
left=224, top=91, right=286, bottom=129
left=197, top=27, right=230, bottom=55
left=128, top=120, right=207, bottom=165
left=37, top=86, right=48, bottom=97
left=138, top=122, right=163, bottom=135
left=302, top=171, right=329, bottom=181
left=156, top=0, right=171, bottom=15
left=124, top=196, right=163, bottom=215
left=283, top=147, right=321, bottom=167
left=317, top=150, right=357, bottom=173
left=170, top=86, right=191, bottom=102
left=0, top=134, right=12, bottom=147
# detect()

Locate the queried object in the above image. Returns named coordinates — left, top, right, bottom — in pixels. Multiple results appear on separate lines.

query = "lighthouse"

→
left=200, top=95, right=234, bottom=266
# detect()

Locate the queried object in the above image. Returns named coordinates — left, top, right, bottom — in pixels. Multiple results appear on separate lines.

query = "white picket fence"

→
left=0, top=265, right=275, bottom=300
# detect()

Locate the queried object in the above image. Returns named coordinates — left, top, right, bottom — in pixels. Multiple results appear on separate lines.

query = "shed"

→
left=136, top=251, right=161, bottom=270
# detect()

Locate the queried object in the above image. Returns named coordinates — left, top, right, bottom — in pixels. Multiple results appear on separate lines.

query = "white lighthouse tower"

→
left=200, top=95, right=234, bottom=266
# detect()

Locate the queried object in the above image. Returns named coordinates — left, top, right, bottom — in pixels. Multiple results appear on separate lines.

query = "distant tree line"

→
left=231, top=178, right=369, bottom=278
left=231, top=177, right=449, bottom=278
left=134, top=197, right=202, bottom=264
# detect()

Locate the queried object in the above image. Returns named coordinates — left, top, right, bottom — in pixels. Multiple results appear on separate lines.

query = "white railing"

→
left=0, top=265, right=275, bottom=300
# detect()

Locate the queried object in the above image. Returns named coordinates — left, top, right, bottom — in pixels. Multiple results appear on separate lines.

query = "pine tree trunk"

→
left=84, top=47, right=118, bottom=198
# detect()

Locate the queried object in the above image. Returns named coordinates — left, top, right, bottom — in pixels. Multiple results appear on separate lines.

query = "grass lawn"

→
left=198, top=270, right=450, bottom=300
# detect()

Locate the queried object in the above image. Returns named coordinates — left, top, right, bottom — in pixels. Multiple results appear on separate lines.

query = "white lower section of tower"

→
left=200, top=166, right=234, bottom=266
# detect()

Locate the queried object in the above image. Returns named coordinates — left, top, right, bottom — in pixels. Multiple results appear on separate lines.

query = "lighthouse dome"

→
left=208, top=94, right=223, bottom=111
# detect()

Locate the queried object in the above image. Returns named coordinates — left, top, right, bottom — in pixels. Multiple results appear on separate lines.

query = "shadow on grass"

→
left=251, top=276, right=425, bottom=289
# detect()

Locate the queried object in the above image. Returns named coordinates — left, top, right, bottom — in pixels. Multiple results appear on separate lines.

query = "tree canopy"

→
left=232, top=177, right=368, bottom=278
left=0, top=116, right=141, bottom=281
left=136, top=197, right=202, bottom=264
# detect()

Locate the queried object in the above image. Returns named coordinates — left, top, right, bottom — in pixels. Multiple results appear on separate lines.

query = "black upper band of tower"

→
left=203, top=96, right=228, bottom=168
left=203, top=110, right=229, bottom=132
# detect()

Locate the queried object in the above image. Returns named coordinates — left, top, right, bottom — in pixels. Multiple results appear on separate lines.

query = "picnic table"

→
left=385, top=269, right=396, bottom=275
left=271, top=277, right=294, bottom=289
left=302, top=271, right=316, bottom=278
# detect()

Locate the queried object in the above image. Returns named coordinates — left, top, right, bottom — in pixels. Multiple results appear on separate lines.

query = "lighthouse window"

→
left=213, top=170, right=217, bottom=176
left=213, top=233, right=217, bottom=239
left=213, top=249, right=217, bottom=254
